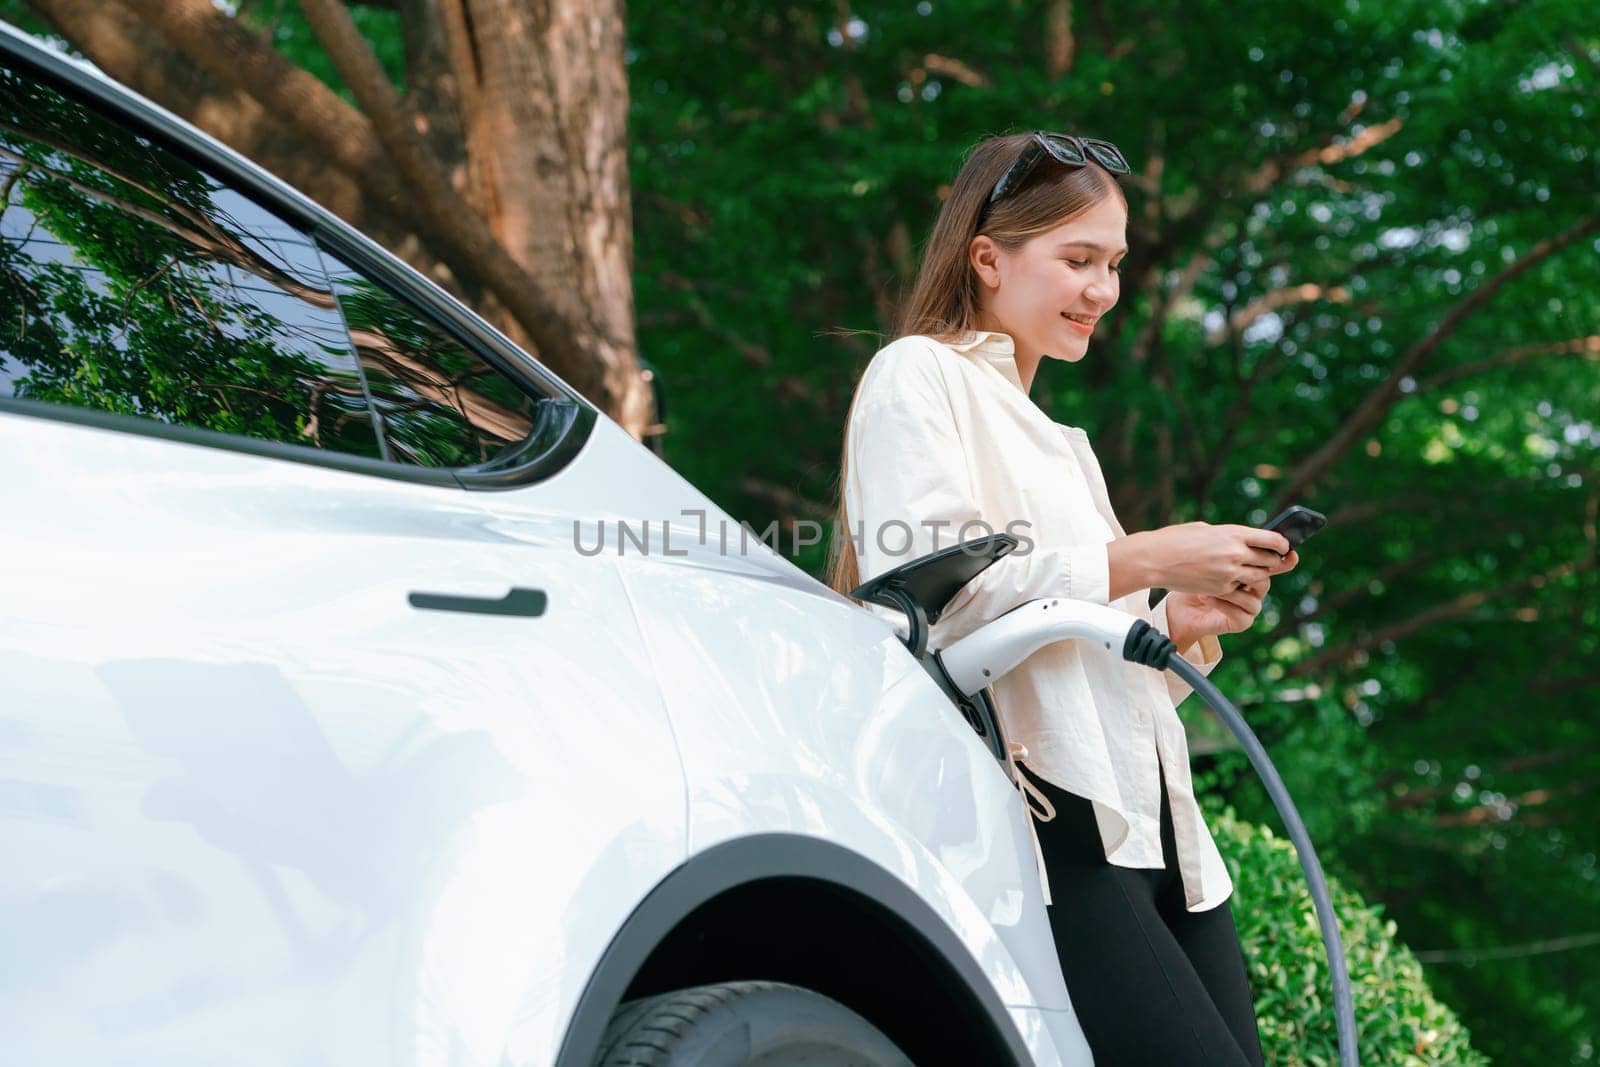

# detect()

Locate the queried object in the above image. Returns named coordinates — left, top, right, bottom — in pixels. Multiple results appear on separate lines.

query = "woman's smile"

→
left=1061, top=312, right=1097, bottom=335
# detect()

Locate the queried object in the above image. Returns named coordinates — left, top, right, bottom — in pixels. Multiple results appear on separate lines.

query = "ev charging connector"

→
left=854, top=534, right=1359, bottom=1067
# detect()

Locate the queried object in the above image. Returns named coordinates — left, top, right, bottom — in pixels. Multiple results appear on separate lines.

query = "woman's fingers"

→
left=1214, top=585, right=1264, bottom=617
left=1198, top=594, right=1256, bottom=632
left=1232, top=556, right=1281, bottom=592
left=1223, top=525, right=1292, bottom=569
left=1239, top=575, right=1271, bottom=598
left=1247, top=546, right=1286, bottom=569
left=1237, top=524, right=1293, bottom=556
left=1211, top=571, right=1270, bottom=617
left=1255, top=549, right=1299, bottom=577
left=1241, top=531, right=1302, bottom=575
left=1158, top=522, right=1302, bottom=596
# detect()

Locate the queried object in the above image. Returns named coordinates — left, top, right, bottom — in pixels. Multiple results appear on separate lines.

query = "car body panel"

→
left=0, top=22, right=1096, bottom=1065
left=1, top=412, right=685, bottom=1064
left=569, top=421, right=1090, bottom=1055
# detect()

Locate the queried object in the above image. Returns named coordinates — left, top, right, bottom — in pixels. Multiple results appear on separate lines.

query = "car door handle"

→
left=407, top=587, right=548, bottom=618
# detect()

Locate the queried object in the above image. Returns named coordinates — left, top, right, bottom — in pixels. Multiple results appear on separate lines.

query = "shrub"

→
left=1213, top=812, right=1488, bottom=1065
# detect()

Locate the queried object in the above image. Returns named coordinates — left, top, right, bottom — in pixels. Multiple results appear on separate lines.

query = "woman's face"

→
left=971, top=194, right=1128, bottom=366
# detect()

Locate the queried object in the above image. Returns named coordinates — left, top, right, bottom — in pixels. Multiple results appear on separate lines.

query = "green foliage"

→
left=7, top=0, right=1596, bottom=1059
left=0, top=64, right=378, bottom=453
left=0, top=61, right=534, bottom=468
left=626, top=3, right=1600, bottom=1060
left=234, top=1, right=408, bottom=102
left=1214, top=812, right=1487, bottom=1065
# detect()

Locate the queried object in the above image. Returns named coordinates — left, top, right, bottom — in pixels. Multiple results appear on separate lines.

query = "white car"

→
left=0, top=23, right=1093, bottom=1066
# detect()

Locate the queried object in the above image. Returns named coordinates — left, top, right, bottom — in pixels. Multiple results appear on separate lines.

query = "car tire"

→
left=596, top=980, right=914, bottom=1066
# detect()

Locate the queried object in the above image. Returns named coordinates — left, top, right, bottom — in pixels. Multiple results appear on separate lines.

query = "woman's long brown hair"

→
left=824, top=132, right=1129, bottom=596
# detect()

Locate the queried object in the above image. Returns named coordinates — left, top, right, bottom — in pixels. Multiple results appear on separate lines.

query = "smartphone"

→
left=1262, top=504, right=1327, bottom=550
left=1146, top=505, right=1328, bottom=608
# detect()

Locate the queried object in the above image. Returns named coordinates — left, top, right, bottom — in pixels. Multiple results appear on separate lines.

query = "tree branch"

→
left=1562, top=35, right=1600, bottom=77
left=1190, top=350, right=1281, bottom=510
left=1415, top=334, right=1600, bottom=392
left=1191, top=300, right=1382, bottom=508
left=1111, top=103, right=1402, bottom=471
left=1388, top=744, right=1596, bottom=810
left=1267, top=515, right=1529, bottom=640
left=111, top=0, right=401, bottom=204
left=921, top=53, right=990, bottom=88
left=0, top=139, right=335, bottom=307
left=1415, top=930, right=1600, bottom=964
left=292, top=0, right=626, bottom=408
left=1125, top=92, right=1391, bottom=335
left=1234, top=116, right=1403, bottom=200
left=348, top=326, right=532, bottom=442
left=658, top=270, right=772, bottom=368
left=1433, top=775, right=1600, bottom=828
left=740, top=477, right=829, bottom=521
left=1530, top=670, right=1600, bottom=695
left=1275, top=214, right=1600, bottom=507
left=102, top=0, right=620, bottom=413
left=1203, top=282, right=1352, bottom=347
left=1044, top=0, right=1073, bottom=79
left=24, top=0, right=445, bottom=281
left=1128, top=224, right=1227, bottom=367
left=431, top=0, right=495, bottom=218
left=1285, top=557, right=1594, bottom=678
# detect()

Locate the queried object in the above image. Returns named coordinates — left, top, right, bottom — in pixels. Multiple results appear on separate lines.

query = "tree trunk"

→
left=450, top=0, right=654, bottom=440
left=25, top=0, right=658, bottom=442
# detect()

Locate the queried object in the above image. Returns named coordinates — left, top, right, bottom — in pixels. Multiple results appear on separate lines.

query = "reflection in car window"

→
left=322, top=257, right=542, bottom=468
left=0, top=65, right=381, bottom=459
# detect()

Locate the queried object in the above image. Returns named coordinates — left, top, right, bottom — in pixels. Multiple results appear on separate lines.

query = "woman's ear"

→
left=969, top=235, right=1003, bottom=290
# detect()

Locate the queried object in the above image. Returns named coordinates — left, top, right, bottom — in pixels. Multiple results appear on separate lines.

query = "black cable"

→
left=1119, top=619, right=1357, bottom=1063
left=1163, top=651, right=1359, bottom=1067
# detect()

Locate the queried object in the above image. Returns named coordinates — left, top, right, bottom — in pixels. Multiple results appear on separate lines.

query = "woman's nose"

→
left=1084, top=277, right=1115, bottom=305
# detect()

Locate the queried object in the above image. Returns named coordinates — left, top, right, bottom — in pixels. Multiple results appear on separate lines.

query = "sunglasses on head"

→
left=980, top=131, right=1131, bottom=221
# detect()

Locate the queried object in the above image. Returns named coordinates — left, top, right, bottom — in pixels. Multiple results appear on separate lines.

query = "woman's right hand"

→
left=1131, top=521, right=1297, bottom=597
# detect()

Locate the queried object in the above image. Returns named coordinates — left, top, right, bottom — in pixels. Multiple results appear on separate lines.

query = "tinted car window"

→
left=322, top=255, right=544, bottom=468
left=0, top=64, right=381, bottom=459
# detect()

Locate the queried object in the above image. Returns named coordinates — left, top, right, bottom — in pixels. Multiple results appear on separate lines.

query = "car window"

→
left=0, top=63, right=382, bottom=460
left=320, top=253, right=546, bottom=469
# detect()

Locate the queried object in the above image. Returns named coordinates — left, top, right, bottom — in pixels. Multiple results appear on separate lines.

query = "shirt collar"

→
left=945, top=330, right=1026, bottom=393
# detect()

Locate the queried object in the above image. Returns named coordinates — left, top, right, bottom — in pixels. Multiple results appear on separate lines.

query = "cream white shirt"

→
left=844, top=330, right=1233, bottom=911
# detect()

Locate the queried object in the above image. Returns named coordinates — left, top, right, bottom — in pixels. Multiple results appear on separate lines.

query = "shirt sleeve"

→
left=1149, top=594, right=1224, bottom=707
left=844, top=344, right=1111, bottom=647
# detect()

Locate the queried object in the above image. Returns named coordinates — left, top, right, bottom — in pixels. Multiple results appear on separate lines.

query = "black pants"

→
left=1017, top=761, right=1265, bottom=1067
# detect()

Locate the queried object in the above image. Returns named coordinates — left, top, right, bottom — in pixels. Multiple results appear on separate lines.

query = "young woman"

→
left=826, top=131, right=1298, bottom=1065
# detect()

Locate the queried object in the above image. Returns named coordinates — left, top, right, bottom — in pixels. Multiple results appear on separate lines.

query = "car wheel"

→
left=596, top=980, right=914, bottom=1066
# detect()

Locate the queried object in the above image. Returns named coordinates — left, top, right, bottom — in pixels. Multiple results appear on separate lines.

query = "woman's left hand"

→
left=1165, top=576, right=1271, bottom=641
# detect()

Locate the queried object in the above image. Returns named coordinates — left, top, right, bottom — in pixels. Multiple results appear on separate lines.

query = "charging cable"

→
left=938, top=605, right=1359, bottom=1067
